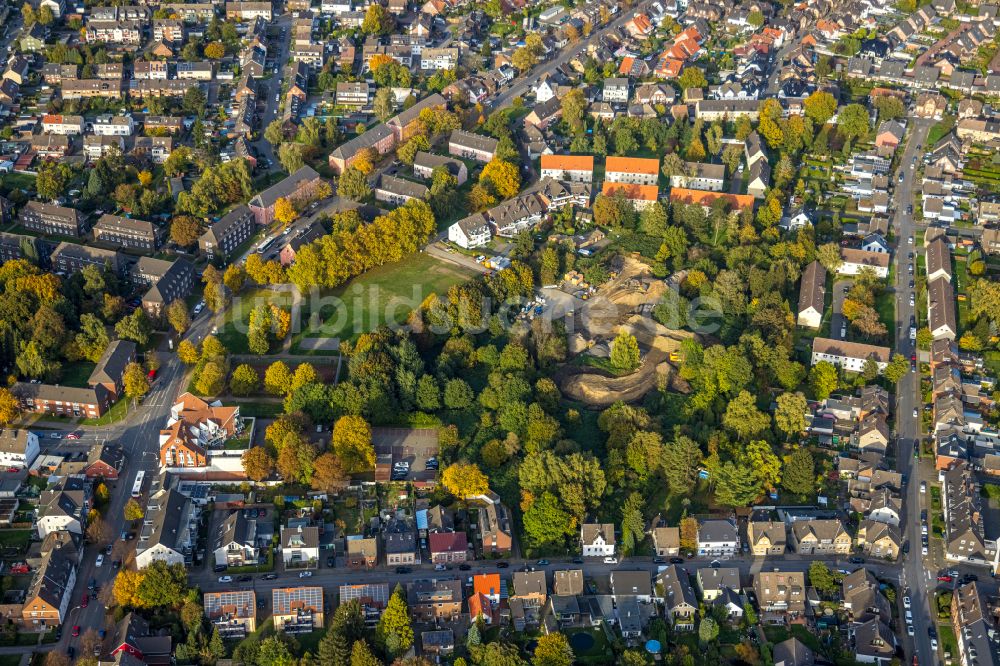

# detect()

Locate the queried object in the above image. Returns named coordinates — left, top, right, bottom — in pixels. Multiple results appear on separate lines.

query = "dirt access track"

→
left=556, top=256, right=696, bottom=408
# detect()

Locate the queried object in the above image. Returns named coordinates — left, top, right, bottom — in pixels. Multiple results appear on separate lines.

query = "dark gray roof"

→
left=88, top=339, right=136, bottom=387
left=250, top=165, right=320, bottom=209
left=200, top=205, right=253, bottom=246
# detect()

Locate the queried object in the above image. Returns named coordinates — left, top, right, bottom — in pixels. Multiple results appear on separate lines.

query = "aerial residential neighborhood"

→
left=0, top=0, right=998, bottom=662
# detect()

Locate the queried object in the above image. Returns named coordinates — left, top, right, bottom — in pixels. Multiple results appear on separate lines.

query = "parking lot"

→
left=372, top=427, right=439, bottom=483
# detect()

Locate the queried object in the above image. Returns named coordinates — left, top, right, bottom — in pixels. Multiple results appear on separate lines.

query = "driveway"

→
left=831, top=278, right=854, bottom=340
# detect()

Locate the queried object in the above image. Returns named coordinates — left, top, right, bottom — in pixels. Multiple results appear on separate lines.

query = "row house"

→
left=412, top=151, right=468, bottom=185
left=789, top=519, right=851, bottom=555
left=272, top=587, right=324, bottom=633
left=176, top=62, right=214, bottom=81
left=225, top=1, right=273, bottom=19
left=811, top=338, right=891, bottom=374
left=13, top=382, right=110, bottom=419
left=41, top=114, right=84, bottom=135
left=30, top=134, right=70, bottom=159
left=50, top=242, right=125, bottom=276
left=134, top=60, right=169, bottom=80
left=374, top=174, right=429, bottom=206
left=448, top=129, right=498, bottom=163
left=132, top=136, right=174, bottom=164
left=129, top=79, right=200, bottom=98
left=85, top=20, right=144, bottom=45
left=539, top=154, right=595, bottom=183
left=204, top=590, right=257, bottom=638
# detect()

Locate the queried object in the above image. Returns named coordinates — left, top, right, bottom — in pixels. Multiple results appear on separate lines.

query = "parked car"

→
left=218, top=576, right=233, bottom=583
left=326, top=556, right=335, bottom=567
left=213, top=564, right=227, bottom=573
left=95, top=555, right=104, bottom=567
left=263, top=573, right=278, bottom=580
left=903, top=596, right=911, bottom=608
left=299, top=571, right=313, bottom=578
left=395, top=566, right=411, bottom=574
left=496, top=561, right=510, bottom=568
left=81, top=594, right=88, bottom=608
left=72, top=626, right=80, bottom=637
left=458, top=563, right=471, bottom=571
left=937, top=575, right=952, bottom=582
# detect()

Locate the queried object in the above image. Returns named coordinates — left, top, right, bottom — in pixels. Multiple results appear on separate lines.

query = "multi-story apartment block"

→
left=19, top=202, right=85, bottom=237
left=199, top=206, right=255, bottom=260
left=93, top=215, right=162, bottom=252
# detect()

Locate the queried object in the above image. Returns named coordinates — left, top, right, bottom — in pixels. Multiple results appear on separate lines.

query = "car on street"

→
left=326, top=556, right=335, bottom=567
left=263, top=573, right=278, bottom=580
left=572, top=558, right=584, bottom=564
left=237, top=575, right=252, bottom=582
left=921, top=482, right=927, bottom=493
left=537, top=559, right=549, bottom=566
left=459, top=563, right=471, bottom=570
left=937, top=575, right=952, bottom=582
left=299, top=571, right=312, bottom=578
left=669, top=557, right=684, bottom=564
left=72, top=626, right=80, bottom=637
left=66, top=433, right=80, bottom=440
left=82, top=594, right=88, bottom=608
left=905, top=610, right=913, bottom=622
left=218, top=576, right=233, bottom=583
left=49, top=432, right=61, bottom=439
left=914, top=408, right=919, bottom=418
left=962, top=574, right=978, bottom=583
left=949, top=569, right=960, bottom=577
left=907, top=625, right=915, bottom=636
left=849, top=556, right=865, bottom=564
left=213, top=564, right=227, bottom=573
left=434, top=564, right=447, bottom=571
left=903, top=596, right=911, bottom=608
left=496, top=561, right=510, bottom=568
left=95, top=554, right=104, bottom=567
left=395, top=566, right=411, bottom=574
left=106, top=544, right=113, bottom=555
left=931, top=637, right=938, bottom=651
left=922, top=544, right=929, bottom=555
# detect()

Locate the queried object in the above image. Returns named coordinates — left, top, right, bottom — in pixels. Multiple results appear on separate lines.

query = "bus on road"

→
left=131, top=471, right=145, bottom=498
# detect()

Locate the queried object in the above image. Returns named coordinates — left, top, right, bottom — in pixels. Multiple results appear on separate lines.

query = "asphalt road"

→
left=893, top=117, right=934, bottom=663
left=252, top=15, right=294, bottom=172
left=59, top=311, right=218, bottom=655
left=831, top=278, right=854, bottom=341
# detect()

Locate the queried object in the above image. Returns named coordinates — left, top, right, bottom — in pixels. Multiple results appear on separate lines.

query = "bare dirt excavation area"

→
left=555, top=256, right=695, bottom=407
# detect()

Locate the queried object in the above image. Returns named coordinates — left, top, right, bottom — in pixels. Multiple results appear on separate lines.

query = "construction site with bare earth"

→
left=554, top=256, right=696, bottom=408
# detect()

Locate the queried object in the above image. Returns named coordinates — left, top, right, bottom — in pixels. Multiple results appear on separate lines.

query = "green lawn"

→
left=230, top=401, right=285, bottom=418
left=296, top=253, right=476, bottom=342
left=0, top=530, right=32, bottom=550
left=0, top=172, right=36, bottom=194
left=563, top=627, right=612, bottom=664
left=927, top=115, right=956, bottom=147
left=217, top=288, right=296, bottom=355
left=80, top=398, right=129, bottom=426
left=59, top=361, right=96, bottom=388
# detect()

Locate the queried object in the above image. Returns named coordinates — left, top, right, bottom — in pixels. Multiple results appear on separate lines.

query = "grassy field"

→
left=927, top=115, right=956, bottom=146
left=80, top=398, right=129, bottom=426
left=0, top=530, right=32, bottom=550
left=0, top=173, right=36, bottom=194
left=217, top=288, right=296, bottom=355
left=297, top=253, right=476, bottom=342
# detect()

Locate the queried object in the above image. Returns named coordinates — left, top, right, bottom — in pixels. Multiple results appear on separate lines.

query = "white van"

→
left=603, top=557, right=618, bottom=564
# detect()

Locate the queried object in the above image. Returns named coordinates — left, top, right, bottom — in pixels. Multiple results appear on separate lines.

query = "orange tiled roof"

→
left=605, top=156, right=659, bottom=175
left=656, top=57, right=684, bottom=78
left=473, top=573, right=501, bottom=597
left=540, top=154, right=595, bottom=172
left=669, top=187, right=755, bottom=211
left=602, top=182, right=659, bottom=201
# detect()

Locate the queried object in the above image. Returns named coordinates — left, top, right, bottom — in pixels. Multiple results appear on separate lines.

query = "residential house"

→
left=602, top=78, right=630, bottom=103
left=696, top=567, right=740, bottom=602
left=797, top=260, right=826, bottom=329
left=669, top=162, right=725, bottom=191
left=601, top=183, right=659, bottom=210
left=697, top=519, right=739, bottom=559
left=108, top=612, right=172, bottom=663
left=0, top=430, right=39, bottom=470
left=413, top=152, right=468, bottom=185
left=167, top=392, right=241, bottom=448
left=747, top=519, right=787, bottom=556
left=248, top=166, right=323, bottom=225
left=842, top=568, right=890, bottom=622
left=539, top=154, right=595, bottom=183
left=135, top=489, right=196, bottom=568
left=448, top=213, right=491, bottom=249
left=605, top=156, right=659, bottom=186
left=214, top=512, right=259, bottom=567
left=37, top=477, right=86, bottom=539
left=951, top=582, right=999, bottom=666
left=339, top=583, right=390, bottom=626
left=199, top=206, right=255, bottom=261
left=448, top=129, right=498, bottom=162
left=383, top=521, right=417, bottom=566
left=20, top=537, right=77, bottom=630
left=928, top=277, right=957, bottom=341
left=773, top=638, right=815, bottom=666
left=84, top=444, right=124, bottom=481
left=469, top=573, right=502, bottom=625
left=12, top=383, right=111, bottom=419
left=747, top=159, right=771, bottom=199
left=810, top=338, right=891, bottom=373
left=942, top=464, right=996, bottom=567
left=651, top=526, right=680, bottom=557
left=510, top=570, right=546, bottom=630
left=19, top=202, right=85, bottom=238
left=926, top=238, right=952, bottom=283
left=754, top=570, right=806, bottom=621
left=478, top=494, right=513, bottom=556
left=657, top=565, right=697, bottom=630
left=874, top=120, right=905, bottom=152
left=345, top=536, right=378, bottom=569
left=374, top=174, right=429, bottom=206
left=428, top=532, right=467, bottom=563
left=87, top=339, right=136, bottom=401
left=839, top=248, right=889, bottom=278
left=204, top=590, right=257, bottom=638
left=407, top=579, right=463, bottom=623
left=790, top=519, right=851, bottom=555
left=854, top=617, right=895, bottom=665
left=272, top=587, right=324, bottom=633
left=581, top=523, right=616, bottom=558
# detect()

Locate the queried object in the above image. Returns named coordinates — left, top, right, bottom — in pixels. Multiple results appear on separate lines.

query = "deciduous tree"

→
left=230, top=364, right=260, bottom=396
left=170, top=215, right=202, bottom=247
left=533, top=633, right=574, bottom=666
left=774, top=392, right=807, bottom=439
left=265, top=360, right=293, bottom=395
left=782, top=447, right=815, bottom=495
left=610, top=330, right=640, bottom=372
left=166, top=299, right=191, bottom=335
left=241, top=447, right=275, bottom=482
left=123, top=362, right=151, bottom=404
left=311, top=453, right=348, bottom=493
left=441, top=462, right=489, bottom=498
left=331, top=415, right=375, bottom=472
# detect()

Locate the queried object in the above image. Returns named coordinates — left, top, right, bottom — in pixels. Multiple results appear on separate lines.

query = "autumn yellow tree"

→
left=0, top=388, right=19, bottom=426
left=331, top=415, right=374, bottom=472
left=264, top=360, right=293, bottom=395
left=113, top=569, right=145, bottom=607
left=441, top=462, right=489, bottom=499
left=203, top=41, right=225, bottom=59
left=242, top=447, right=275, bottom=482
left=274, top=197, right=297, bottom=225
left=177, top=339, right=199, bottom=365
left=479, top=159, right=521, bottom=199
